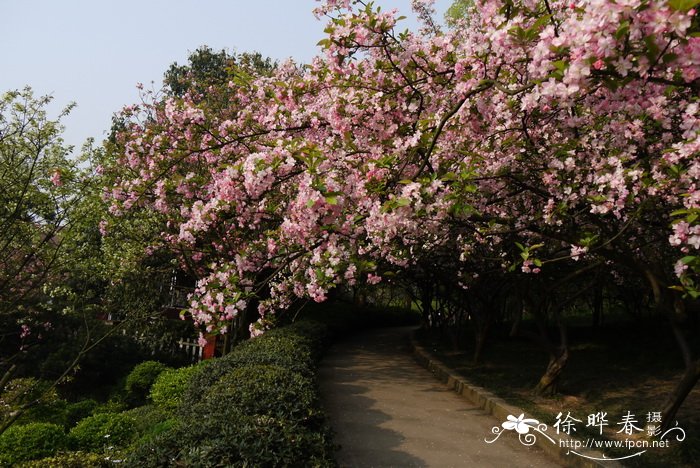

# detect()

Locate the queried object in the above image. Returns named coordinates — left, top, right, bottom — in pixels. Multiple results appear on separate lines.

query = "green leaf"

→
left=681, top=256, right=697, bottom=265
left=552, top=60, right=569, bottom=72
left=532, top=14, right=552, bottom=31
left=615, top=20, right=630, bottom=40
left=396, top=198, right=411, bottom=207
left=668, top=0, right=700, bottom=11
left=662, top=53, right=679, bottom=64
left=643, top=35, right=660, bottom=61
left=325, top=195, right=338, bottom=205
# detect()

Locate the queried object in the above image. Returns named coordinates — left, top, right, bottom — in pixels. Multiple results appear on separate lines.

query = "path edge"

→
left=410, top=333, right=623, bottom=468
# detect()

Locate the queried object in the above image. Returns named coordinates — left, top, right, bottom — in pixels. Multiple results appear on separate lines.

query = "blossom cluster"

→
left=105, top=0, right=700, bottom=338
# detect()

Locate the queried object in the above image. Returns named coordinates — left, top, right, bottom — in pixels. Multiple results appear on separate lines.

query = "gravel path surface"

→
left=318, top=326, right=562, bottom=468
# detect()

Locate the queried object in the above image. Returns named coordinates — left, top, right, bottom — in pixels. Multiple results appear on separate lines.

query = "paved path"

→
left=318, top=327, right=561, bottom=468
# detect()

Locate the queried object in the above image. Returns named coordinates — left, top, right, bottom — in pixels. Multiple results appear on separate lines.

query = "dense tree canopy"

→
left=104, top=0, right=700, bottom=423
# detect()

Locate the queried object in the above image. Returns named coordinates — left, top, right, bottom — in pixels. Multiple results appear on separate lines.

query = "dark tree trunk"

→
left=592, top=284, right=603, bottom=329
left=533, top=318, right=570, bottom=396
left=661, top=312, right=700, bottom=430
left=661, top=360, right=700, bottom=431
left=534, top=347, right=569, bottom=396
left=509, top=300, right=523, bottom=338
left=473, top=323, right=489, bottom=364
left=420, top=283, right=434, bottom=329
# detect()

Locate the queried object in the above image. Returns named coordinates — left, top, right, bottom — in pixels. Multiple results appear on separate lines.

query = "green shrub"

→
left=149, top=365, right=200, bottom=413
left=17, top=450, right=111, bottom=467
left=92, top=399, right=128, bottom=415
left=121, top=405, right=171, bottom=438
left=65, top=399, right=98, bottom=428
left=180, top=333, right=316, bottom=416
left=69, top=412, right=137, bottom=451
left=200, top=365, right=319, bottom=421
left=0, top=378, right=66, bottom=426
left=19, top=399, right=68, bottom=427
left=0, top=422, right=69, bottom=465
left=124, top=361, right=169, bottom=406
left=127, top=409, right=335, bottom=467
left=127, top=321, right=337, bottom=467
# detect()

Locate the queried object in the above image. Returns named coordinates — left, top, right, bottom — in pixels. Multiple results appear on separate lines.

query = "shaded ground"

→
left=318, top=326, right=560, bottom=468
left=419, top=322, right=700, bottom=467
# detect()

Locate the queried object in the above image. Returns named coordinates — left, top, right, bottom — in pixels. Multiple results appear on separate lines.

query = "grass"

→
left=417, top=318, right=700, bottom=467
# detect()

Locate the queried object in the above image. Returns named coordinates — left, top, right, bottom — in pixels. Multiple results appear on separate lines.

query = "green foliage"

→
left=36, top=320, right=148, bottom=397
left=92, top=399, right=128, bottom=415
left=68, top=412, right=137, bottom=452
left=17, top=451, right=111, bottom=468
left=0, top=378, right=67, bottom=427
left=180, top=326, right=318, bottom=417
left=445, top=0, right=474, bottom=27
left=124, top=361, right=170, bottom=407
left=149, top=365, right=200, bottom=413
left=126, top=321, right=337, bottom=467
left=64, top=399, right=98, bottom=428
left=121, top=405, right=172, bottom=439
left=0, top=422, right=69, bottom=465
left=129, top=412, right=335, bottom=468
left=163, top=46, right=276, bottom=97
left=196, top=365, right=318, bottom=421
left=0, top=88, right=77, bottom=317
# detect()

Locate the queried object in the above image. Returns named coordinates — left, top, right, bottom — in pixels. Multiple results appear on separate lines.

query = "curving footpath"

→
left=318, top=326, right=561, bottom=468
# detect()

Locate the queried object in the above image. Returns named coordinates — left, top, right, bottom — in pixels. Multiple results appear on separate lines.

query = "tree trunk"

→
left=534, top=319, right=569, bottom=396
left=0, top=364, right=16, bottom=392
left=534, top=347, right=569, bottom=396
left=592, top=285, right=603, bottom=329
left=661, top=359, right=700, bottom=431
left=420, top=283, right=434, bottom=329
left=509, top=301, right=523, bottom=338
left=473, top=323, right=489, bottom=364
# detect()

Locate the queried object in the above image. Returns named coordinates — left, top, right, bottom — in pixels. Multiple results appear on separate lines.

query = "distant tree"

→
left=0, top=88, right=78, bottom=329
left=163, top=46, right=276, bottom=98
left=0, top=89, right=176, bottom=434
left=445, top=0, right=473, bottom=27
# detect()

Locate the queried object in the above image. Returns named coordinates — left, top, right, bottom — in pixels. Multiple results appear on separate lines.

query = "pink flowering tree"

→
left=108, top=0, right=700, bottom=424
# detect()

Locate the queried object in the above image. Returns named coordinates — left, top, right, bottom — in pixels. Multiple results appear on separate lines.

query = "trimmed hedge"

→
left=124, top=361, right=170, bottom=407
left=65, top=399, right=99, bottom=428
left=17, top=451, right=112, bottom=467
left=127, top=320, right=337, bottom=467
left=69, top=412, right=137, bottom=451
left=0, top=422, right=69, bottom=465
left=121, top=405, right=176, bottom=444
left=149, top=365, right=201, bottom=413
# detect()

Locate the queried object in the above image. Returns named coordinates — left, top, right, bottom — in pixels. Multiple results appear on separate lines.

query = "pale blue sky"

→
left=1, top=1, right=450, bottom=152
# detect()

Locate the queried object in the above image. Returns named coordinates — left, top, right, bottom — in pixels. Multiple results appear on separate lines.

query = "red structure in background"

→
left=202, top=335, right=217, bottom=359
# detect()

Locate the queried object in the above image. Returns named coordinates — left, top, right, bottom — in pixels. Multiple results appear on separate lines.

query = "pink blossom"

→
left=50, top=170, right=62, bottom=187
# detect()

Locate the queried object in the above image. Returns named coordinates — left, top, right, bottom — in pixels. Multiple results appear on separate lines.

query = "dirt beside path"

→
left=318, top=326, right=562, bottom=468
